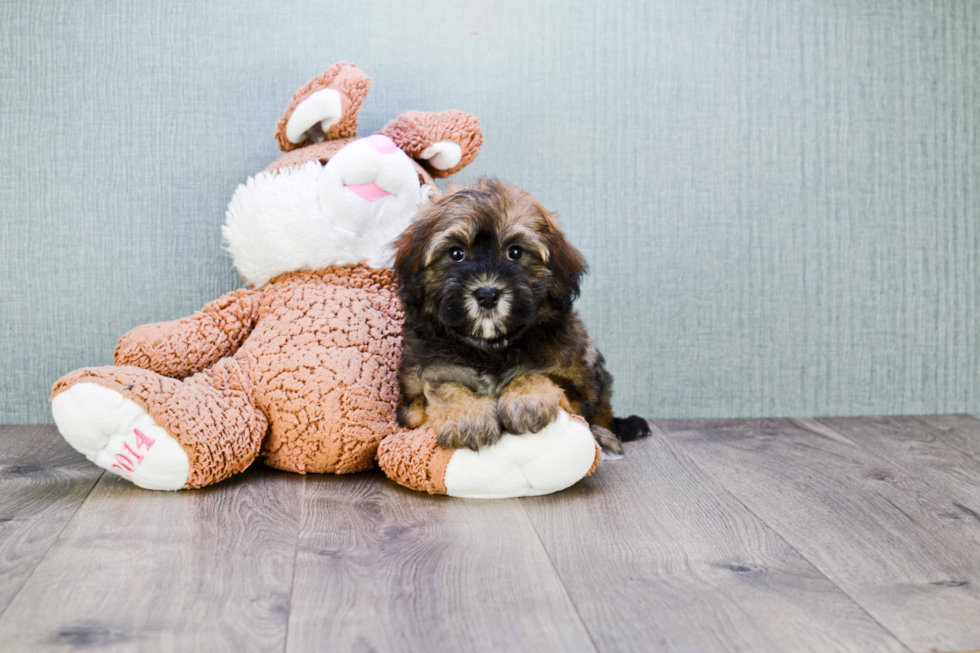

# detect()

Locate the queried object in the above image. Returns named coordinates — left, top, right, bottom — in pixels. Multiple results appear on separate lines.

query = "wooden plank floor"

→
left=0, top=417, right=978, bottom=653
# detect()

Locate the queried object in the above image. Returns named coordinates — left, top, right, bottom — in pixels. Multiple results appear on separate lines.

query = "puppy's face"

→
left=394, top=179, right=586, bottom=347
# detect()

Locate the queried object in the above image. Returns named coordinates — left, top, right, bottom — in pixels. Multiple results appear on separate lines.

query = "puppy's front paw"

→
left=436, top=412, right=502, bottom=450
left=423, top=380, right=502, bottom=450
left=498, top=392, right=560, bottom=435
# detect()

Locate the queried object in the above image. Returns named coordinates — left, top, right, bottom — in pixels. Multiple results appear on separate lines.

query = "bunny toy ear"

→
left=274, top=62, right=371, bottom=152
left=380, top=110, right=483, bottom=178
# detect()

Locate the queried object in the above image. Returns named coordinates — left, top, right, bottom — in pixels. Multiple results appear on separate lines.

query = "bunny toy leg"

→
left=51, top=358, right=267, bottom=490
left=378, top=411, right=600, bottom=499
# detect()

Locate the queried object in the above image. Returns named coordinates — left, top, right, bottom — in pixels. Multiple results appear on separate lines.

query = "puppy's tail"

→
left=611, top=415, right=651, bottom=442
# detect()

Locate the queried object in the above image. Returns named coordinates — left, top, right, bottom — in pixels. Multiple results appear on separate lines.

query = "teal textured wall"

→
left=2, top=1, right=978, bottom=423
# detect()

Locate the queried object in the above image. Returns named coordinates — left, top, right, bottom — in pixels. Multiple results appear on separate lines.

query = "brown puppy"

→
left=393, top=178, right=650, bottom=453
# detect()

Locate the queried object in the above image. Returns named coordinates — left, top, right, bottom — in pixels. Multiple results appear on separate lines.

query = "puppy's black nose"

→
left=474, top=286, right=500, bottom=309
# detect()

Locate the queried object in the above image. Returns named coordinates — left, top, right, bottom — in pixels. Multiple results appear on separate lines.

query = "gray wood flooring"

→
left=0, top=417, right=978, bottom=653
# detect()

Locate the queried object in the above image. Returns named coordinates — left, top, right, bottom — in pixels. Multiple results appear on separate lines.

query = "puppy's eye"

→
left=449, top=246, right=465, bottom=262
left=507, top=245, right=523, bottom=261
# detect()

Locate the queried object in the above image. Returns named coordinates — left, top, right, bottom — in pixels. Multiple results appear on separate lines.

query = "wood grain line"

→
left=521, top=422, right=907, bottom=653
left=0, top=458, right=304, bottom=652
left=658, top=417, right=980, bottom=652
left=0, top=426, right=104, bottom=619
left=285, top=472, right=597, bottom=653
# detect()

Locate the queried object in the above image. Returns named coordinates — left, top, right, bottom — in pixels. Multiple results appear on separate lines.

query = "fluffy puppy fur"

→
left=393, top=178, right=650, bottom=453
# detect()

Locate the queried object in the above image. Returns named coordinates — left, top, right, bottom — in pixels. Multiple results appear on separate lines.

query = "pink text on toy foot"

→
left=111, top=428, right=156, bottom=476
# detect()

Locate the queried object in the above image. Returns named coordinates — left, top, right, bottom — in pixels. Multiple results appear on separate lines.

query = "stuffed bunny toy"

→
left=51, top=63, right=599, bottom=498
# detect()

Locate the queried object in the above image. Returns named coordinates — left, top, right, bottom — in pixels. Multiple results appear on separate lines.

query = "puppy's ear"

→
left=393, top=219, right=432, bottom=307
left=545, top=219, right=588, bottom=309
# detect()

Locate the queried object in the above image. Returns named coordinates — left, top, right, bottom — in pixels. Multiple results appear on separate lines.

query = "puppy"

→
left=392, top=178, right=650, bottom=454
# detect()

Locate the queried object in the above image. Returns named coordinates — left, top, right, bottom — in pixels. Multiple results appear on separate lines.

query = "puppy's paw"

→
left=436, top=412, right=502, bottom=450
left=423, top=380, right=502, bottom=450
left=498, top=392, right=561, bottom=435
left=498, top=373, right=568, bottom=435
left=591, top=424, right=624, bottom=460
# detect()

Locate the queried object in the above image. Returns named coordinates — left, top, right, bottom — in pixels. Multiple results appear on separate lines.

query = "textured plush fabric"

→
left=265, top=138, right=355, bottom=174
left=54, top=265, right=405, bottom=487
left=381, top=110, right=483, bottom=178
left=52, top=360, right=266, bottom=489
left=377, top=426, right=453, bottom=495
left=251, top=266, right=403, bottom=475
left=274, top=62, right=371, bottom=151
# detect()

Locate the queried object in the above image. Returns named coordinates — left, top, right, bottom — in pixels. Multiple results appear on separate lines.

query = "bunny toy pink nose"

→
left=365, top=134, right=398, bottom=154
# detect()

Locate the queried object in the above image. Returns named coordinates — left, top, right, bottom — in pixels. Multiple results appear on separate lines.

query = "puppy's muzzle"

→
left=473, top=286, right=500, bottom=309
